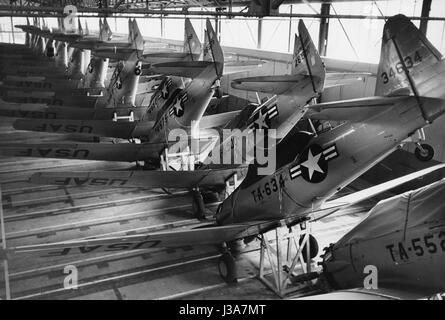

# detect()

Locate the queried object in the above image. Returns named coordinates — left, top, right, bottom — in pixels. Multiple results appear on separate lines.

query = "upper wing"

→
left=295, top=288, right=426, bottom=300
left=324, top=72, right=371, bottom=88
left=149, top=61, right=213, bottom=79
left=199, top=110, right=240, bottom=129
left=1, top=223, right=251, bottom=258
left=223, top=60, right=266, bottom=75
left=13, top=119, right=154, bottom=139
left=0, top=142, right=166, bottom=162
left=29, top=166, right=248, bottom=188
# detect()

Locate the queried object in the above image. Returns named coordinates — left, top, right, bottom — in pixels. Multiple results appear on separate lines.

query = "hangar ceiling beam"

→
left=3, top=5, right=445, bottom=20
left=419, top=0, right=432, bottom=35
left=318, top=2, right=330, bottom=56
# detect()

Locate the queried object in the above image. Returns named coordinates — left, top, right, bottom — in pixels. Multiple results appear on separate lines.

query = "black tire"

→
left=299, top=234, right=319, bottom=263
left=218, top=253, right=237, bottom=283
left=415, top=143, right=434, bottom=162
left=134, top=67, right=141, bottom=76
left=215, top=87, right=223, bottom=99
left=46, top=47, right=54, bottom=58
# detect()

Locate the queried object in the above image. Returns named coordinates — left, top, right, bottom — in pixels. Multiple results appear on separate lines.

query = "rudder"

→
left=375, top=14, right=443, bottom=96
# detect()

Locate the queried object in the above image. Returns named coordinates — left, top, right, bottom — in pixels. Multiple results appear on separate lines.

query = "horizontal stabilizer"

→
left=231, top=75, right=313, bottom=94
left=13, top=118, right=154, bottom=139
left=29, top=167, right=247, bottom=188
left=305, top=96, right=444, bottom=122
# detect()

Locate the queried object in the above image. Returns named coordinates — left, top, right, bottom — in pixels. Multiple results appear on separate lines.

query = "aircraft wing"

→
left=309, top=163, right=445, bottom=221
left=231, top=75, right=313, bottom=95
left=223, top=60, right=266, bottom=75
left=324, top=72, right=371, bottom=88
left=28, top=166, right=248, bottom=188
left=0, top=142, right=167, bottom=162
left=13, top=119, right=154, bottom=139
left=295, top=288, right=427, bottom=300
left=199, top=110, right=240, bottom=129
left=0, top=223, right=252, bottom=258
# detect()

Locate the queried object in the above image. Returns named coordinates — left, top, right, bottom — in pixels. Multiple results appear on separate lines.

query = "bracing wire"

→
left=331, top=4, right=360, bottom=61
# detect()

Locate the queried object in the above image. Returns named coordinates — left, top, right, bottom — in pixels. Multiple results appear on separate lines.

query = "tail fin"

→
left=66, top=48, right=85, bottom=79
left=85, top=20, right=90, bottom=36
left=25, top=17, right=30, bottom=47
left=202, top=28, right=212, bottom=62
left=127, top=19, right=133, bottom=43
left=184, top=18, right=202, bottom=61
left=205, top=18, right=224, bottom=78
left=130, top=19, right=144, bottom=51
left=78, top=18, right=84, bottom=35
left=104, top=18, right=112, bottom=41
left=293, top=20, right=325, bottom=93
left=375, top=14, right=443, bottom=96
left=98, top=18, right=104, bottom=41
left=104, top=52, right=142, bottom=107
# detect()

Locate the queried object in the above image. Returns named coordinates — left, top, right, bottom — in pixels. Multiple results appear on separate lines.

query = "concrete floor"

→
left=0, top=115, right=375, bottom=300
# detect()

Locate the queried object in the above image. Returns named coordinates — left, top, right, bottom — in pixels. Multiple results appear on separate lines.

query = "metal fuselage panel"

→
left=217, top=61, right=445, bottom=225
left=326, top=222, right=445, bottom=295
left=147, top=66, right=217, bottom=144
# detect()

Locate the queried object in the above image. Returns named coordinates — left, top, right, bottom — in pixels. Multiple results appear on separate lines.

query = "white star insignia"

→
left=253, top=109, right=269, bottom=129
left=300, top=149, right=324, bottom=180
left=173, top=98, right=183, bottom=114
left=161, top=84, right=168, bottom=98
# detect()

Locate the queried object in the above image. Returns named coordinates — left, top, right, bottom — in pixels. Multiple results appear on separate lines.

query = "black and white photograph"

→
left=0, top=0, right=444, bottom=304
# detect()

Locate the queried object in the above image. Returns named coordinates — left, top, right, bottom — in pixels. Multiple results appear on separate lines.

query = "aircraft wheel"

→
left=192, top=193, right=206, bottom=220
left=299, top=234, right=319, bottom=263
left=215, top=87, right=223, bottom=99
left=47, top=47, right=54, bottom=58
left=134, top=67, right=142, bottom=76
left=218, top=252, right=237, bottom=284
left=415, top=143, right=434, bottom=162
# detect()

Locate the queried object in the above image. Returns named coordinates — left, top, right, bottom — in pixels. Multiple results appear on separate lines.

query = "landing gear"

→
left=191, top=188, right=210, bottom=220
left=404, top=129, right=435, bottom=162
left=415, top=143, right=434, bottom=162
left=218, top=251, right=237, bottom=284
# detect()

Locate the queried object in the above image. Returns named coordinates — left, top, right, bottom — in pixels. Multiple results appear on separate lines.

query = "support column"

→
left=419, top=0, right=432, bottom=35
left=159, top=5, right=165, bottom=38
left=257, top=17, right=263, bottom=49
left=215, top=9, right=222, bottom=42
left=9, top=16, right=15, bottom=44
left=318, top=3, right=330, bottom=56
left=287, top=5, right=293, bottom=52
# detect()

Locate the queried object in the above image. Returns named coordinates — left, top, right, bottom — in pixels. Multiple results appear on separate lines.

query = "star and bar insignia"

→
left=247, top=104, right=279, bottom=130
left=169, top=92, right=188, bottom=117
left=114, top=77, right=122, bottom=90
left=161, top=78, right=172, bottom=99
left=289, top=144, right=338, bottom=183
